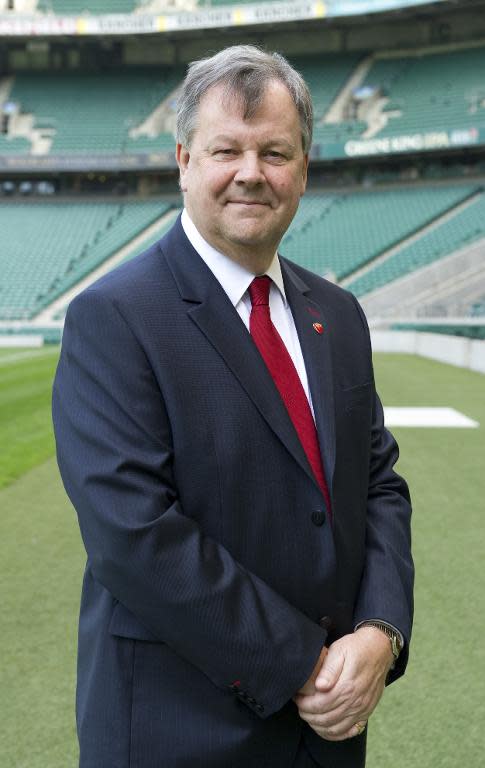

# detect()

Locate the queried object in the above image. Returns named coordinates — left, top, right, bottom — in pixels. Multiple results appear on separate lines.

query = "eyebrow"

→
left=209, top=136, right=297, bottom=152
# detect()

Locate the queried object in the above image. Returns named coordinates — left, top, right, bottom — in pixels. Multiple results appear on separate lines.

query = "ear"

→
left=176, top=143, right=190, bottom=192
left=300, top=154, right=309, bottom=196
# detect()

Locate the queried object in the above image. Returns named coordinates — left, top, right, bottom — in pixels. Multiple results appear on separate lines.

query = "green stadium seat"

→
left=361, top=46, right=485, bottom=139
left=4, top=45, right=485, bottom=160
left=0, top=199, right=173, bottom=320
left=37, top=0, right=136, bottom=14
left=471, top=297, right=485, bottom=316
left=0, top=136, right=31, bottom=155
left=280, top=185, right=477, bottom=280
left=6, top=68, right=183, bottom=156
left=295, top=53, right=362, bottom=114
left=348, top=189, right=485, bottom=296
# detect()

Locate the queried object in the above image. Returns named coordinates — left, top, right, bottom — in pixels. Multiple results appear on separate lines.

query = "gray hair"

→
left=176, top=45, right=313, bottom=153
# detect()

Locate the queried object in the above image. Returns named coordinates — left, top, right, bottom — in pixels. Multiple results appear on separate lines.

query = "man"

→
left=53, top=45, right=413, bottom=768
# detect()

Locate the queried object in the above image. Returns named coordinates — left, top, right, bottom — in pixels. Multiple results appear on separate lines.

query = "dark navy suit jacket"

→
left=52, top=216, right=413, bottom=768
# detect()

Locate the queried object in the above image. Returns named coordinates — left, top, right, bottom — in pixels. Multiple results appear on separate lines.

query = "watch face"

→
left=391, top=632, right=403, bottom=658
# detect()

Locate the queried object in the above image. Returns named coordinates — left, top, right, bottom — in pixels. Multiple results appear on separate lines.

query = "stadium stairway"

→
left=323, top=54, right=374, bottom=125
left=1, top=69, right=183, bottom=157
left=33, top=204, right=180, bottom=324
left=0, top=199, right=178, bottom=324
left=280, top=184, right=476, bottom=281
left=345, top=187, right=485, bottom=297
left=0, top=0, right=37, bottom=10
left=356, top=43, right=485, bottom=140
left=358, top=234, right=485, bottom=320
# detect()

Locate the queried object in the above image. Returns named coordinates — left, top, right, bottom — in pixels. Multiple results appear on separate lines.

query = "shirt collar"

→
left=181, top=208, right=288, bottom=308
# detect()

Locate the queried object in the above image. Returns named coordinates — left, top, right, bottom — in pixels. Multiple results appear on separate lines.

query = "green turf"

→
left=0, top=347, right=60, bottom=489
left=368, top=355, right=485, bottom=766
left=0, top=352, right=484, bottom=766
left=0, top=458, right=82, bottom=768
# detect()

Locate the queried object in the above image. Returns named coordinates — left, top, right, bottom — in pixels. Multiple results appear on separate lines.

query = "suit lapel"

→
left=160, top=218, right=317, bottom=488
left=281, top=259, right=336, bottom=505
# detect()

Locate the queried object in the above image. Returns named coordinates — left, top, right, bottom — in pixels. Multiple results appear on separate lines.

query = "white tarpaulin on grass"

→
left=384, top=407, right=479, bottom=428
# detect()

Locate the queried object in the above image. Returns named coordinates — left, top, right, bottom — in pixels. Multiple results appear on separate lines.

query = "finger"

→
left=351, top=720, right=367, bottom=738
left=310, top=724, right=364, bottom=742
left=315, top=677, right=361, bottom=715
left=315, top=648, right=345, bottom=691
left=295, top=679, right=361, bottom=718
left=297, top=701, right=364, bottom=730
left=295, top=694, right=347, bottom=721
left=293, top=693, right=328, bottom=715
left=298, top=703, right=365, bottom=729
left=308, top=717, right=367, bottom=742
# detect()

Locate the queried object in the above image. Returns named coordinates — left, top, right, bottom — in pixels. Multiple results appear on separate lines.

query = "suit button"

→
left=311, top=509, right=325, bottom=527
left=319, top=616, right=333, bottom=631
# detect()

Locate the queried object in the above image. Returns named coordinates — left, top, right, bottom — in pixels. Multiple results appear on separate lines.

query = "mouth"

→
left=228, top=200, right=269, bottom=207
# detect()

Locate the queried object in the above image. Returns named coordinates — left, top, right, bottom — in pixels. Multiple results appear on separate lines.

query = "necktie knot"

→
left=249, top=276, right=271, bottom=308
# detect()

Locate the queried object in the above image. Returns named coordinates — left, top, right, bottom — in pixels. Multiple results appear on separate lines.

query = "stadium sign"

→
left=0, top=3, right=324, bottom=36
left=342, top=127, right=481, bottom=158
left=0, top=0, right=451, bottom=37
left=0, top=152, right=178, bottom=172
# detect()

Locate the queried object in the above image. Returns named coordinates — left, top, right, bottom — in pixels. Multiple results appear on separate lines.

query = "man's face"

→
left=176, top=79, right=309, bottom=271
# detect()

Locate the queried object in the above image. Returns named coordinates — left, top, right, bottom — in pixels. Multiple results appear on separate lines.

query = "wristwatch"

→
left=358, top=621, right=403, bottom=661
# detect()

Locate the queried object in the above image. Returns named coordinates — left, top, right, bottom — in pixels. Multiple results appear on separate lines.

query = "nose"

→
left=233, top=152, right=265, bottom=186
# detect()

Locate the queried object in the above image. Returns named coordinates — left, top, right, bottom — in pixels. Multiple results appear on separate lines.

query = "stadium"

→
left=1, top=0, right=484, bottom=765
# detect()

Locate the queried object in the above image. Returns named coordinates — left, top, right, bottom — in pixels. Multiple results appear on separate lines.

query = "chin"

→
left=229, top=219, right=279, bottom=241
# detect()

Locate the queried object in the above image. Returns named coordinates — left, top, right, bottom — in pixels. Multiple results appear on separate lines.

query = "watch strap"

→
left=357, top=620, right=403, bottom=660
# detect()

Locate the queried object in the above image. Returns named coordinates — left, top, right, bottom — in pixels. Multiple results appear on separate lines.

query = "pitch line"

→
left=0, top=348, right=59, bottom=366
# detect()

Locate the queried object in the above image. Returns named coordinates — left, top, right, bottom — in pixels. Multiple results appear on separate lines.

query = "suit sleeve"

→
left=351, top=298, right=414, bottom=683
left=52, top=288, right=326, bottom=718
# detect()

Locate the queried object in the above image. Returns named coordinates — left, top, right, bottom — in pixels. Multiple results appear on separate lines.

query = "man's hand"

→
left=293, top=626, right=394, bottom=741
left=298, top=644, right=329, bottom=695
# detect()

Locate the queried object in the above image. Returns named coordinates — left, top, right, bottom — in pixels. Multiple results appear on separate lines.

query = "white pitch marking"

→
left=384, top=407, right=479, bottom=428
left=0, top=348, right=58, bottom=366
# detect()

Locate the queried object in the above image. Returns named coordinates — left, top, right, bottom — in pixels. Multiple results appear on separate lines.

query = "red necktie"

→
left=249, top=276, right=331, bottom=516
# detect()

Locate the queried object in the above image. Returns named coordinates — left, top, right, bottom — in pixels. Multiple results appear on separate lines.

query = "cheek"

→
left=194, top=160, right=233, bottom=193
left=278, top=182, right=304, bottom=210
left=208, top=167, right=235, bottom=197
left=272, top=170, right=304, bottom=200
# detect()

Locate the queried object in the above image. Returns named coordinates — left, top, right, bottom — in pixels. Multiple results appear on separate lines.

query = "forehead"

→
left=193, top=80, right=302, bottom=144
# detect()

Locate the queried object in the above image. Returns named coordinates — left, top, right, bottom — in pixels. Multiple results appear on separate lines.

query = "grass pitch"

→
left=0, top=346, right=59, bottom=489
left=0, top=350, right=484, bottom=767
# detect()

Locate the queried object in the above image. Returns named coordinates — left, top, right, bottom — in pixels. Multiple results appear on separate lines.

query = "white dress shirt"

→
left=181, top=209, right=314, bottom=412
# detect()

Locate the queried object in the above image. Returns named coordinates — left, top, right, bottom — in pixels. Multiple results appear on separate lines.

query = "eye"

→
left=264, top=150, right=286, bottom=162
left=213, top=148, right=237, bottom=158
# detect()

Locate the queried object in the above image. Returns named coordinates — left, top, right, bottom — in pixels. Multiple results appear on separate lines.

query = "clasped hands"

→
left=293, top=626, right=395, bottom=742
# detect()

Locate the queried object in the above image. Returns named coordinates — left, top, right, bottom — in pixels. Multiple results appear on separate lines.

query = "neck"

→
left=222, top=247, right=276, bottom=276
left=183, top=208, right=278, bottom=276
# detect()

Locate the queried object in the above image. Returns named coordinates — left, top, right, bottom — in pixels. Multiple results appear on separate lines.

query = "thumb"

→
left=315, top=649, right=344, bottom=691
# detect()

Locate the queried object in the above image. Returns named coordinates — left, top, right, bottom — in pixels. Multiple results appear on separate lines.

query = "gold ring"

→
left=355, top=721, right=366, bottom=736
